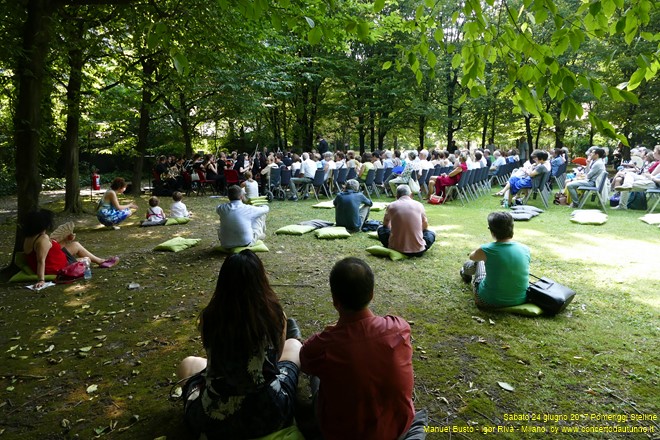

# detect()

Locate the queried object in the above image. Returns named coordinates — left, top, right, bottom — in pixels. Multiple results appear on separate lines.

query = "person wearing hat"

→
left=333, top=179, right=373, bottom=232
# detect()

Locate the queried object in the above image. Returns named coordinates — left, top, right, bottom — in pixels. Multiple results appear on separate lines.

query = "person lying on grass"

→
left=22, top=209, right=119, bottom=289
left=460, top=211, right=530, bottom=308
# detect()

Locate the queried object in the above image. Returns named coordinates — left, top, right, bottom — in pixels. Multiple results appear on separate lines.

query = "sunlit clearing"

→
left=429, top=224, right=463, bottom=232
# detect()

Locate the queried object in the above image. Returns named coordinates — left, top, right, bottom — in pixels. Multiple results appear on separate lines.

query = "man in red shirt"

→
left=378, top=184, right=435, bottom=256
left=300, top=257, right=426, bottom=440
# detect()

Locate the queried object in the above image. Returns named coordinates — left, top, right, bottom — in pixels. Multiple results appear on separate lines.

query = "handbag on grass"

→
left=56, top=261, right=86, bottom=284
left=526, top=274, right=576, bottom=315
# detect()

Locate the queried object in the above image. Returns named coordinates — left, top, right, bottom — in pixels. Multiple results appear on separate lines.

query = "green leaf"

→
left=451, top=53, right=462, bottom=69
left=304, top=16, right=315, bottom=28
left=434, top=29, right=444, bottom=44
left=427, top=51, right=437, bottom=68
left=627, top=68, right=646, bottom=91
left=619, top=90, right=639, bottom=104
left=357, top=22, right=370, bottom=40
left=541, top=111, right=554, bottom=126
left=170, top=50, right=189, bottom=76
left=382, top=61, right=392, bottom=70
left=271, top=14, right=281, bottom=31
left=424, top=0, right=434, bottom=7
left=308, top=27, right=323, bottom=45
left=415, top=70, right=423, bottom=84
left=374, top=0, right=385, bottom=13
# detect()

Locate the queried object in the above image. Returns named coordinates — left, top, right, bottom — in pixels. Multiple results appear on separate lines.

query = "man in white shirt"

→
left=288, top=152, right=317, bottom=201
left=217, top=186, right=269, bottom=248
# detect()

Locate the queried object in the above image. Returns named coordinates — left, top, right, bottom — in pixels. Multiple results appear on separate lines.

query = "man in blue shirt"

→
left=217, top=186, right=269, bottom=248
left=334, top=179, right=373, bottom=232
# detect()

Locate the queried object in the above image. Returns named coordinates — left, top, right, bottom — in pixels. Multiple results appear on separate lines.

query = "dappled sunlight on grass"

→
left=35, top=326, right=60, bottom=340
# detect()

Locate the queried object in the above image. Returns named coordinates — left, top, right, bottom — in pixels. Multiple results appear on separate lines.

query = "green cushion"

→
left=312, top=201, right=335, bottom=209
left=214, top=240, right=269, bottom=254
left=494, top=303, right=544, bottom=316
left=315, top=226, right=351, bottom=239
left=570, top=210, right=608, bottom=225
left=370, top=202, right=389, bottom=211
left=9, top=272, right=57, bottom=283
left=275, top=224, right=317, bottom=235
left=366, top=245, right=408, bottom=261
left=250, top=425, right=305, bottom=440
left=14, top=252, right=32, bottom=273
left=153, top=237, right=201, bottom=252
left=367, top=231, right=379, bottom=239
left=248, top=196, right=269, bottom=206
left=165, top=217, right=191, bottom=226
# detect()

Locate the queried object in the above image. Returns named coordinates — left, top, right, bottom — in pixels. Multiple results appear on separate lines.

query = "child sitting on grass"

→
left=170, top=191, right=191, bottom=218
left=142, top=196, right=167, bottom=226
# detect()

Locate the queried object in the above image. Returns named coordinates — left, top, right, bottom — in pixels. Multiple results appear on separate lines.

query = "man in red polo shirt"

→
left=300, top=257, right=426, bottom=440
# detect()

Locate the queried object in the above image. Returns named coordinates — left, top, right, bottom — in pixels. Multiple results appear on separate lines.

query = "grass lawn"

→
left=0, top=188, right=658, bottom=439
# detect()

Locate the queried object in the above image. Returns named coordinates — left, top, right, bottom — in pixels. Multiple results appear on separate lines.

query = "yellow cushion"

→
left=214, top=240, right=269, bottom=254
left=366, top=245, right=408, bottom=261
left=154, top=237, right=201, bottom=252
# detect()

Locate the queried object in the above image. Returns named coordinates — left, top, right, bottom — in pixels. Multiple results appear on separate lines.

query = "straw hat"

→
left=51, top=221, right=75, bottom=243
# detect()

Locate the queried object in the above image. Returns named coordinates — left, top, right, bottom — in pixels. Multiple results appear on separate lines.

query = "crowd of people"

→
left=19, top=136, right=658, bottom=438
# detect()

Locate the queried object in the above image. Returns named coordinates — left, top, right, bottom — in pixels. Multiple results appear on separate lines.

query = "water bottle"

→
left=84, top=258, right=92, bottom=280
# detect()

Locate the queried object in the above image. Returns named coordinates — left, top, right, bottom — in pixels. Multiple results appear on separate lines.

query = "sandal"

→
left=99, top=256, right=119, bottom=268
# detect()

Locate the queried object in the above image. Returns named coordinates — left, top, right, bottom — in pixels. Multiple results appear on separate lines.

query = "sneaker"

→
left=570, top=202, right=579, bottom=208
left=99, top=256, right=119, bottom=268
left=288, top=196, right=298, bottom=201
left=303, top=194, right=309, bottom=200
left=514, top=198, right=523, bottom=206
left=460, top=268, right=472, bottom=284
left=286, top=318, right=302, bottom=340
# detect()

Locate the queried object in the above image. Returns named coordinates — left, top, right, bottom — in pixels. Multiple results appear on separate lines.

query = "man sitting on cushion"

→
left=300, top=257, right=426, bottom=440
left=377, top=185, right=435, bottom=257
left=217, top=185, right=269, bottom=248
left=334, top=179, right=373, bottom=232
left=460, top=211, right=530, bottom=308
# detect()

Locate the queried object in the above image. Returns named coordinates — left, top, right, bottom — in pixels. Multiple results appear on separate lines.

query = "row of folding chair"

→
left=444, top=168, right=492, bottom=206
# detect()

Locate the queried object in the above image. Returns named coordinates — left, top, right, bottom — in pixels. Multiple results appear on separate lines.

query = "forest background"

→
left=0, top=0, right=659, bottom=243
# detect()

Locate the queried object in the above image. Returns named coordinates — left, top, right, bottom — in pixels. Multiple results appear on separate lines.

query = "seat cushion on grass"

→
left=250, top=425, right=305, bottom=440
left=315, top=226, right=351, bottom=239
left=165, top=217, right=191, bottom=226
left=275, top=224, right=317, bottom=235
left=493, top=303, right=544, bottom=316
left=510, top=211, right=534, bottom=221
left=141, top=219, right=167, bottom=227
left=570, top=210, right=608, bottom=225
left=312, top=201, right=335, bottom=209
left=154, top=237, right=201, bottom=252
left=370, top=202, right=390, bottom=211
left=511, top=205, right=544, bottom=214
left=8, top=253, right=58, bottom=283
left=248, top=196, right=269, bottom=206
left=367, top=231, right=379, bottom=239
left=366, top=245, right=408, bottom=261
left=214, top=240, right=269, bottom=254
left=639, top=213, right=660, bottom=225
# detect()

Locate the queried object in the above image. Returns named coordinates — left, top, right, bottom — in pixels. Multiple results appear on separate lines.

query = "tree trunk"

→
left=63, top=22, right=85, bottom=214
left=130, top=57, right=154, bottom=195
left=13, top=0, right=53, bottom=254
left=369, top=111, right=375, bottom=153
left=418, top=115, right=426, bottom=150
left=481, top=113, right=488, bottom=148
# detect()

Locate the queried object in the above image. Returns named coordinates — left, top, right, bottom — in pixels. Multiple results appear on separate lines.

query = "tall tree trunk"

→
left=63, top=22, right=85, bottom=214
left=358, top=113, right=366, bottom=153
left=178, top=93, right=193, bottom=158
left=446, top=68, right=461, bottom=148
left=369, top=111, right=375, bottom=153
left=418, top=115, right=426, bottom=150
left=13, top=0, right=53, bottom=254
left=524, top=115, right=533, bottom=152
left=481, top=113, right=488, bottom=148
left=130, top=57, right=154, bottom=195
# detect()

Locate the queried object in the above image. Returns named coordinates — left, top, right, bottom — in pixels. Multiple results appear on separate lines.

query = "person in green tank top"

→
left=460, top=211, right=530, bottom=308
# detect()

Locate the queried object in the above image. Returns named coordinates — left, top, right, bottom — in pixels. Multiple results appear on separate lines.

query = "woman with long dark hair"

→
left=177, top=250, right=302, bottom=439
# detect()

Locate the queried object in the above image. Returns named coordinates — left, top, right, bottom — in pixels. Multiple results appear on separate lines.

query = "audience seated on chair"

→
left=493, top=150, right=549, bottom=208
left=216, top=185, right=269, bottom=248
left=377, top=185, right=435, bottom=257
left=388, top=150, right=418, bottom=195
left=288, top=152, right=317, bottom=201
left=431, top=153, right=467, bottom=202
left=300, top=257, right=425, bottom=440
left=460, top=211, right=530, bottom=309
left=612, top=146, right=660, bottom=210
left=565, top=147, right=607, bottom=208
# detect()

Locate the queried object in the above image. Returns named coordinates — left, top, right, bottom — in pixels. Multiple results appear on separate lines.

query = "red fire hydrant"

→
left=92, top=171, right=101, bottom=190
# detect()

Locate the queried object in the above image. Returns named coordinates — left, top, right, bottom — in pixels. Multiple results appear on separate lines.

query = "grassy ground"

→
left=0, top=188, right=658, bottom=439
